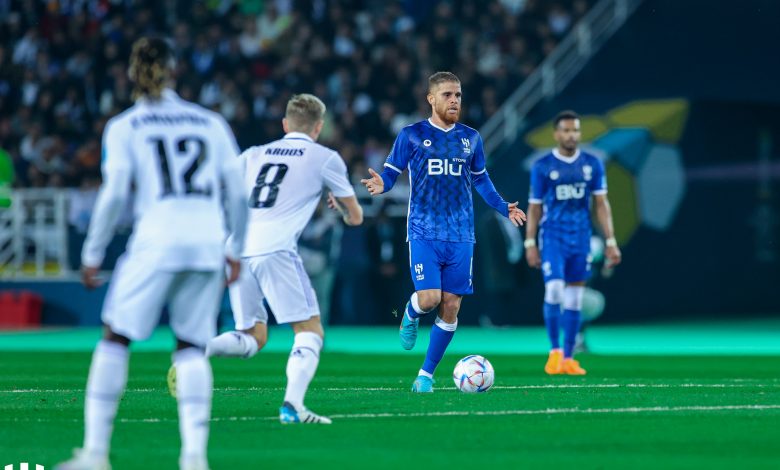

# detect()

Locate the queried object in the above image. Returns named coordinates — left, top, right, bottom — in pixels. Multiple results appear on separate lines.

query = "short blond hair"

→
left=285, top=94, right=326, bottom=132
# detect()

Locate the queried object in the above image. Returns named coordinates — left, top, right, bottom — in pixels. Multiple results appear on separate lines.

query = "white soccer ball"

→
left=453, top=355, right=494, bottom=393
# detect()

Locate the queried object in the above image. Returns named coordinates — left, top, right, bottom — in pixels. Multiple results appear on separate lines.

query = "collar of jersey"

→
left=552, top=148, right=581, bottom=164
left=427, top=118, right=457, bottom=133
left=137, top=88, right=178, bottom=105
left=284, top=132, right=314, bottom=142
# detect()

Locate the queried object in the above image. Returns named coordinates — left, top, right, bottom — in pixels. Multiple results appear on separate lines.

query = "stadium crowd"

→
left=1, top=0, right=591, bottom=189
left=0, top=0, right=592, bottom=323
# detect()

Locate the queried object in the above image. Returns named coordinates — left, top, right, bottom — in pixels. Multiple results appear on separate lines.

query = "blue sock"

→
left=543, top=302, right=561, bottom=349
left=562, top=309, right=581, bottom=358
left=421, top=322, right=455, bottom=375
left=406, top=300, right=420, bottom=320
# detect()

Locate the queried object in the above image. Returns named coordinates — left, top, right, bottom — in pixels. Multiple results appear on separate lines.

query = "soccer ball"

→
left=452, top=355, right=494, bottom=393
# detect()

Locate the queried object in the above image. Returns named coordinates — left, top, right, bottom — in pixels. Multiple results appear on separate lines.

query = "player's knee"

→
left=544, top=280, right=565, bottom=305
left=291, top=316, right=325, bottom=339
left=563, top=285, right=585, bottom=311
left=417, top=291, right=442, bottom=311
left=103, top=326, right=131, bottom=347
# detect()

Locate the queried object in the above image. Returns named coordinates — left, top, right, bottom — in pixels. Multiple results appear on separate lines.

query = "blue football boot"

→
left=279, top=401, right=332, bottom=424
left=412, top=375, right=434, bottom=393
left=399, top=302, right=420, bottom=350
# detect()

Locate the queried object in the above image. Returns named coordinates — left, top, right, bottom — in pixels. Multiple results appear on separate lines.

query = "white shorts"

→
left=102, top=254, right=223, bottom=347
left=229, top=250, right=320, bottom=330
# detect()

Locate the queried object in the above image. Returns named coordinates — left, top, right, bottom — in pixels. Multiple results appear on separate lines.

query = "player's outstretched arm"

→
left=328, top=192, right=364, bottom=226
left=361, top=168, right=386, bottom=196
left=472, top=171, right=526, bottom=226
left=594, top=194, right=621, bottom=268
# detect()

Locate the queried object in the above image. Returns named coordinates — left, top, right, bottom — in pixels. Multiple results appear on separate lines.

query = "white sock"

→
left=283, top=332, right=323, bottom=411
left=174, top=348, right=212, bottom=460
left=83, top=340, right=129, bottom=457
left=206, top=331, right=259, bottom=358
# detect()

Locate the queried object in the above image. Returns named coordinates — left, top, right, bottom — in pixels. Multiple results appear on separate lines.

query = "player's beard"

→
left=436, top=104, right=460, bottom=125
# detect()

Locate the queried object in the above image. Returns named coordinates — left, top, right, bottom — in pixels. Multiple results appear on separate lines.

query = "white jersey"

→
left=82, top=89, right=248, bottom=271
left=239, top=132, right=355, bottom=256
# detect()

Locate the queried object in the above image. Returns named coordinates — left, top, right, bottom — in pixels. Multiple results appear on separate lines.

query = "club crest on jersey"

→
left=461, top=138, right=471, bottom=154
left=583, top=165, right=593, bottom=181
left=550, top=170, right=560, bottom=180
left=423, top=139, right=432, bottom=147
left=415, top=263, right=424, bottom=281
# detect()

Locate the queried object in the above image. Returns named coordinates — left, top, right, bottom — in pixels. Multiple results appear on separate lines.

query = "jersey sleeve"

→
left=323, top=151, right=355, bottom=197
left=81, top=118, right=133, bottom=267
left=591, top=157, right=607, bottom=195
left=214, top=115, right=248, bottom=260
left=384, top=128, right=411, bottom=174
left=470, top=134, right=487, bottom=175
left=528, top=161, right=545, bottom=204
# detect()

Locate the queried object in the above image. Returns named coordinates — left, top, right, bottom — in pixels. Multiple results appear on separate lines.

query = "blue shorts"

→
left=408, top=239, right=474, bottom=295
left=540, top=230, right=591, bottom=283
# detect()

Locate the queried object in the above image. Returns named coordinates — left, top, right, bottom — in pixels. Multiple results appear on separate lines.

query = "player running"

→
left=56, top=37, right=248, bottom=470
left=524, top=110, right=622, bottom=375
left=204, top=93, right=363, bottom=423
left=362, top=71, right=526, bottom=393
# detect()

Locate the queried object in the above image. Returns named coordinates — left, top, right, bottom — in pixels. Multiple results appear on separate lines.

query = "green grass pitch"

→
left=1, top=349, right=779, bottom=469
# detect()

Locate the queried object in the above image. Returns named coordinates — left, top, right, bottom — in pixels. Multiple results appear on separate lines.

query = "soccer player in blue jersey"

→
left=361, top=71, right=526, bottom=392
left=524, top=110, right=622, bottom=375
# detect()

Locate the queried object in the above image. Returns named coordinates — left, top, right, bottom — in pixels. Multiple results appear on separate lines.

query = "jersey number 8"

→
left=249, top=163, right=289, bottom=208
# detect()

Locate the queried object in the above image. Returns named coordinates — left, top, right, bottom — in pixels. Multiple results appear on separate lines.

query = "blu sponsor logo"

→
left=555, top=183, right=587, bottom=200
left=428, top=158, right=463, bottom=176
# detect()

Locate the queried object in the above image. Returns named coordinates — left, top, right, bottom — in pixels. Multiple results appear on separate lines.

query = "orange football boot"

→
left=561, top=358, right=587, bottom=375
left=544, top=349, right=564, bottom=375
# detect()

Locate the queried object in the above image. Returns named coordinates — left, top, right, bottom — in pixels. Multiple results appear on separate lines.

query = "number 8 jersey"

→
left=238, top=132, right=355, bottom=256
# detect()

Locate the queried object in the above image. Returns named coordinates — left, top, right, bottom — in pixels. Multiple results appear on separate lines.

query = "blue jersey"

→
left=529, top=149, right=607, bottom=239
left=384, top=119, right=489, bottom=243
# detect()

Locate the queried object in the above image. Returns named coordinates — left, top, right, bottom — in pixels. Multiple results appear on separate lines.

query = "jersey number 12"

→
left=249, top=163, right=289, bottom=208
left=151, top=136, right=212, bottom=198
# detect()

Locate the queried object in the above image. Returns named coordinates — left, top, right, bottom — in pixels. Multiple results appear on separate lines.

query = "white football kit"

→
left=82, top=89, right=247, bottom=346
left=229, top=132, right=354, bottom=328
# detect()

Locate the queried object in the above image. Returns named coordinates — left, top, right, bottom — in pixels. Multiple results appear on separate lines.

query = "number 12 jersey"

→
left=238, top=132, right=355, bottom=256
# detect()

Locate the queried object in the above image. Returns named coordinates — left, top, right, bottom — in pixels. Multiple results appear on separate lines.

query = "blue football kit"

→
left=529, top=149, right=607, bottom=283
left=379, top=118, right=509, bottom=295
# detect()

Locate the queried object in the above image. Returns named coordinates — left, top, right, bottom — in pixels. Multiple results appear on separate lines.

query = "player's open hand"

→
left=361, top=168, right=384, bottom=196
left=81, top=265, right=103, bottom=289
left=225, top=256, right=241, bottom=286
left=507, top=202, right=527, bottom=227
left=605, top=245, right=622, bottom=268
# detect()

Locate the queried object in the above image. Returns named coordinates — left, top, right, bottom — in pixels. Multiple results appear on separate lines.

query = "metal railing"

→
left=0, top=188, right=70, bottom=278
left=480, top=0, right=644, bottom=159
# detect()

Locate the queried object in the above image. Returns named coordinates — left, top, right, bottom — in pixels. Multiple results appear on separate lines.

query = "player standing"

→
left=205, top=94, right=363, bottom=423
left=524, top=110, right=622, bottom=375
left=55, top=38, right=248, bottom=470
left=362, top=72, right=526, bottom=393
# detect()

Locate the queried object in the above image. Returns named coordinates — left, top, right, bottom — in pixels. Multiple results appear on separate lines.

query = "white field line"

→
left=4, top=404, right=780, bottom=424
left=2, top=382, right=780, bottom=394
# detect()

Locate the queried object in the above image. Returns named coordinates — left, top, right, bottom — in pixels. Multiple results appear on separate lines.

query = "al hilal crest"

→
left=550, top=170, right=560, bottom=180
left=583, top=165, right=593, bottom=181
left=423, top=139, right=432, bottom=147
